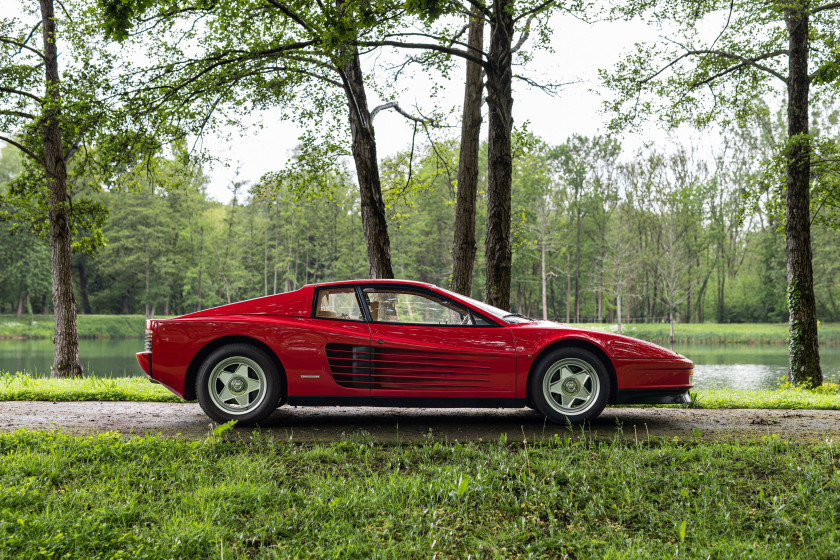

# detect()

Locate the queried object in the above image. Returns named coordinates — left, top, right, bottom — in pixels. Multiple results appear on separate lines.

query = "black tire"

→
left=529, top=347, right=610, bottom=424
left=196, top=343, right=283, bottom=425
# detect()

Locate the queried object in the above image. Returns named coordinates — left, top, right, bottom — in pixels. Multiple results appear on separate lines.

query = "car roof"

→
left=308, top=279, right=438, bottom=290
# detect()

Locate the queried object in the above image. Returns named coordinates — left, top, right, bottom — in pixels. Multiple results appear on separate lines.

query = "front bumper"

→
left=616, top=388, right=691, bottom=405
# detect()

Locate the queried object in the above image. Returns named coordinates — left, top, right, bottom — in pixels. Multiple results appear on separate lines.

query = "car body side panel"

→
left=366, top=323, right=517, bottom=398
left=150, top=315, right=371, bottom=399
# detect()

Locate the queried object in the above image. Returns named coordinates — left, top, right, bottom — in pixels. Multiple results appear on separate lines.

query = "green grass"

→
left=0, top=372, right=181, bottom=402
left=581, top=322, right=840, bottom=345
left=0, top=430, right=838, bottom=559
left=694, top=384, right=840, bottom=410
left=0, top=314, right=154, bottom=340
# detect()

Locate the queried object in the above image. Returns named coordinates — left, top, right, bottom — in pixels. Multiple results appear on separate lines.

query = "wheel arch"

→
left=525, top=338, right=618, bottom=406
left=184, top=335, right=287, bottom=402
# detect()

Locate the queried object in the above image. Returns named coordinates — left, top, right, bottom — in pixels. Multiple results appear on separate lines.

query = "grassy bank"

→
left=0, top=373, right=181, bottom=402
left=1, top=373, right=838, bottom=409
left=0, top=314, right=151, bottom=340
left=582, top=321, right=840, bottom=345
left=0, top=430, right=837, bottom=559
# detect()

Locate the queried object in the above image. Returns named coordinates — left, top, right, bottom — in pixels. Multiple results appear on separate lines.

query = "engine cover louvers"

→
left=325, top=343, right=491, bottom=390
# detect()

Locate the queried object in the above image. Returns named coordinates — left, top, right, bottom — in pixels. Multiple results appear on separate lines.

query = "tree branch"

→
left=355, top=40, right=487, bottom=67
left=370, top=101, right=434, bottom=123
left=510, top=15, right=535, bottom=54
left=382, top=31, right=483, bottom=56
left=810, top=2, right=840, bottom=14
left=0, top=135, right=43, bottom=165
left=513, top=0, right=555, bottom=22
left=447, top=23, right=470, bottom=47
left=263, top=0, right=318, bottom=35
left=0, top=36, right=46, bottom=60
left=642, top=48, right=789, bottom=87
left=0, top=109, right=37, bottom=120
left=0, top=87, right=43, bottom=103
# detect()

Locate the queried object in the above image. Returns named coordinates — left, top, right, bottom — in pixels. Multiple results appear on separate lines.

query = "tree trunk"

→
left=573, top=204, right=582, bottom=322
left=144, top=256, right=151, bottom=319
left=216, top=247, right=231, bottom=304
left=40, top=0, right=83, bottom=378
left=483, top=1, right=514, bottom=309
left=16, top=292, right=24, bottom=319
left=616, top=292, right=622, bottom=335
left=273, top=214, right=279, bottom=294
left=541, top=225, right=548, bottom=321
left=264, top=205, right=269, bottom=296
left=76, top=258, right=92, bottom=314
left=669, top=304, right=675, bottom=351
left=197, top=226, right=204, bottom=310
left=450, top=9, right=484, bottom=296
left=565, top=252, right=571, bottom=323
left=342, top=47, right=394, bottom=279
left=785, top=6, right=822, bottom=387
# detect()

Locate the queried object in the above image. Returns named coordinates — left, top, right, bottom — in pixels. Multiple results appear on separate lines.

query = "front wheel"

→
left=530, top=348, right=610, bottom=424
left=196, top=344, right=282, bottom=425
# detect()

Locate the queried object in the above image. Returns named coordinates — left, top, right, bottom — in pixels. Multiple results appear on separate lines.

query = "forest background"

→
left=4, top=110, right=840, bottom=325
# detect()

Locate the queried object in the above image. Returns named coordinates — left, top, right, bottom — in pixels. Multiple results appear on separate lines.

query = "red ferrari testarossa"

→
left=137, top=279, right=693, bottom=424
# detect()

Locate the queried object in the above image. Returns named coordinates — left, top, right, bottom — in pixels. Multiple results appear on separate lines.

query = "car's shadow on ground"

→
left=245, top=405, right=708, bottom=442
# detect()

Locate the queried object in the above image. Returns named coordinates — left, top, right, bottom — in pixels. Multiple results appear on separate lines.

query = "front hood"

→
left=176, top=285, right=314, bottom=319
left=512, top=320, right=684, bottom=359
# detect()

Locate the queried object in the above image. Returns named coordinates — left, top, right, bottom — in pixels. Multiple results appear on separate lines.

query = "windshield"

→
left=437, top=288, right=533, bottom=324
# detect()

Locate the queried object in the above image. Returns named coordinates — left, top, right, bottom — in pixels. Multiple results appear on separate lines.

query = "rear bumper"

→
left=616, top=388, right=690, bottom=405
left=136, top=351, right=151, bottom=377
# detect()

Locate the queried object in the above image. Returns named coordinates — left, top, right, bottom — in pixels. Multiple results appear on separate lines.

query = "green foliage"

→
left=0, top=431, right=839, bottom=558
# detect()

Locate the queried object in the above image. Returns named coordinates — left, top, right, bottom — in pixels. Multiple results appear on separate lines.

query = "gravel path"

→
left=2, top=401, right=839, bottom=442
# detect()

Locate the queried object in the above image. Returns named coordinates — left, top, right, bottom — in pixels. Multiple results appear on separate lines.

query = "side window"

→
left=364, top=289, right=474, bottom=325
left=315, top=288, right=364, bottom=321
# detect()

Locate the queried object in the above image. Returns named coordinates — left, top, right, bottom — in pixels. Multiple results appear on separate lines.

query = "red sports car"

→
left=137, top=279, right=693, bottom=424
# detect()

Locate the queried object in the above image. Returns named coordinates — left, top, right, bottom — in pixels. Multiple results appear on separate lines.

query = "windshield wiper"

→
left=502, top=313, right=533, bottom=321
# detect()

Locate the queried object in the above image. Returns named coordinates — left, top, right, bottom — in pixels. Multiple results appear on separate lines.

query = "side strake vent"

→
left=144, top=329, right=153, bottom=352
left=325, top=343, right=491, bottom=390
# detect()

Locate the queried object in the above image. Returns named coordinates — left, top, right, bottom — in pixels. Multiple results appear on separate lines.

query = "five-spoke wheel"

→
left=530, top=348, right=609, bottom=423
left=196, top=344, right=283, bottom=424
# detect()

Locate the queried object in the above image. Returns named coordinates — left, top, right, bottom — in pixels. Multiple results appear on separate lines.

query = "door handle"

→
left=377, top=339, right=384, bottom=345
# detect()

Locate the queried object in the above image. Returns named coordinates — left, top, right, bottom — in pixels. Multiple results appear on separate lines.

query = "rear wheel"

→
left=530, top=348, right=610, bottom=423
left=196, top=344, right=282, bottom=425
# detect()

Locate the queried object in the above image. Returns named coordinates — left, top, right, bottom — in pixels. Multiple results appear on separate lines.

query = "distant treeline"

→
left=2, top=129, right=840, bottom=324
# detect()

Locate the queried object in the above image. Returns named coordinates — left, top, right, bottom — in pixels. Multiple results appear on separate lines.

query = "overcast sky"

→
left=2, top=2, right=774, bottom=202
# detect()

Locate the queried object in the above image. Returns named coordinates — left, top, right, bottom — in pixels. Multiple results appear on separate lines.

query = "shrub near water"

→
left=0, top=431, right=838, bottom=559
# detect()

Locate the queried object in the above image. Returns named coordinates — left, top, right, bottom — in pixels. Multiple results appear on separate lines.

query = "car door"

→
left=296, top=285, right=372, bottom=397
left=361, top=285, right=517, bottom=399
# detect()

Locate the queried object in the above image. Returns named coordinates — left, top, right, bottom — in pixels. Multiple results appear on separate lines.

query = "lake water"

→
left=0, top=339, right=838, bottom=390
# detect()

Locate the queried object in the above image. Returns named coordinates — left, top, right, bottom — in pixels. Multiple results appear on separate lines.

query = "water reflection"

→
left=678, top=344, right=840, bottom=390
